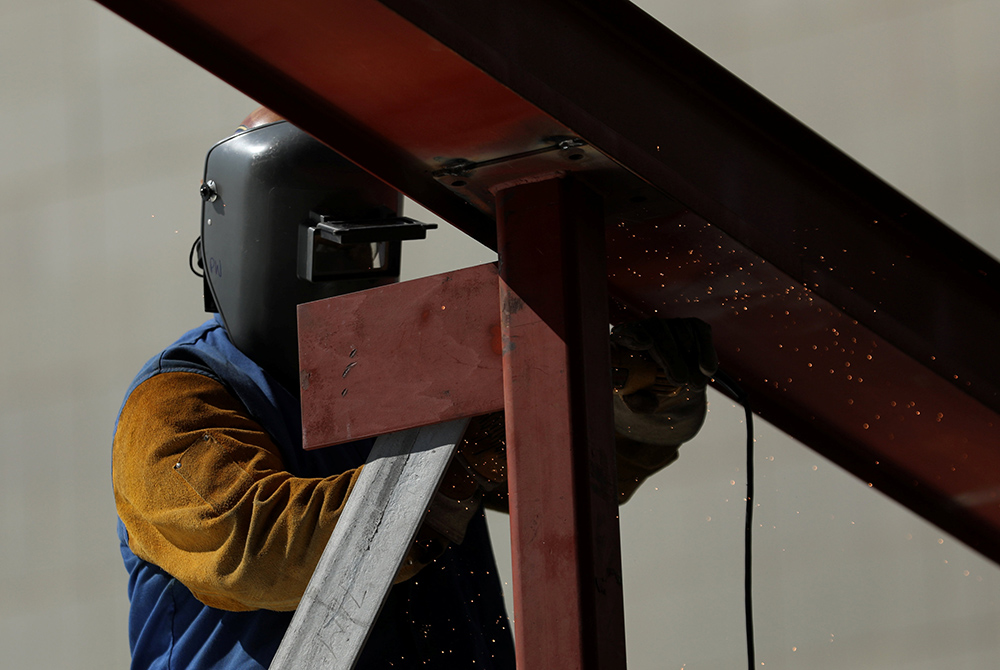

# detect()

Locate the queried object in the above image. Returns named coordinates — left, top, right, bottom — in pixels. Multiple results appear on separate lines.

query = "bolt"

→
left=200, top=180, right=218, bottom=202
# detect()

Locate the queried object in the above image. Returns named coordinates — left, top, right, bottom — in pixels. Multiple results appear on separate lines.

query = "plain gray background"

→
left=1, top=0, right=998, bottom=667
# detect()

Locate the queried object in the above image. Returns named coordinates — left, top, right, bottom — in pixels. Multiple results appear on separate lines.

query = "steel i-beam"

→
left=496, top=176, right=626, bottom=670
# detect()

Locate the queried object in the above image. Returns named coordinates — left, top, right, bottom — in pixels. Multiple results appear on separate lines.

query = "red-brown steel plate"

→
left=297, top=263, right=503, bottom=449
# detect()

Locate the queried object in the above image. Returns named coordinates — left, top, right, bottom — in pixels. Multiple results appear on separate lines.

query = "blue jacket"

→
left=116, top=317, right=514, bottom=668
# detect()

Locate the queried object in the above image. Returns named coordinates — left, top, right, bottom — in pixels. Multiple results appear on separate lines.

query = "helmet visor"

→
left=309, top=239, right=391, bottom=279
left=298, top=225, right=401, bottom=283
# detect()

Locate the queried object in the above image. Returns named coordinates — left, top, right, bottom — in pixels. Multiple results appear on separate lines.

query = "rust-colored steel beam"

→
left=95, top=0, right=1000, bottom=561
left=497, top=176, right=625, bottom=670
left=297, top=263, right=503, bottom=449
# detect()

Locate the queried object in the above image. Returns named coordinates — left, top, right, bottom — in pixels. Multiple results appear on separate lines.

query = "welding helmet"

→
left=198, top=110, right=430, bottom=392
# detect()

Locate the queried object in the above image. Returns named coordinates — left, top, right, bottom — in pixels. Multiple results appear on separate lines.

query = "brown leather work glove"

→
left=610, top=317, right=717, bottom=447
left=421, top=413, right=506, bottom=548
left=394, top=525, right=452, bottom=584
left=454, top=412, right=507, bottom=491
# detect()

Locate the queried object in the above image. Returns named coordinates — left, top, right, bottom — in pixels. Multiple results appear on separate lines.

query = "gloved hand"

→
left=610, top=317, right=717, bottom=447
left=394, top=525, right=451, bottom=584
left=453, top=412, right=507, bottom=491
left=422, top=412, right=506, bottom=547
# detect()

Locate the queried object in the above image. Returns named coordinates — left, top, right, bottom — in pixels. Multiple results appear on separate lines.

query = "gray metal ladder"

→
left=270, top=418, right=470, bottom=669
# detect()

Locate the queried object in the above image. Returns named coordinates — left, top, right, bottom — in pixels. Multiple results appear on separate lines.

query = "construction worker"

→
left=112, top=109, right=715, bottom=669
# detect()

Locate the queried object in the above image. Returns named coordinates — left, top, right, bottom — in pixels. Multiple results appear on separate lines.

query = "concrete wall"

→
left=0, top=0, right=996, bottom=667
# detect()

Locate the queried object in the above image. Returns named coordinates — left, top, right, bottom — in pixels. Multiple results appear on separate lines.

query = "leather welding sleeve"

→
left=112, top=371, right=364, bottom=612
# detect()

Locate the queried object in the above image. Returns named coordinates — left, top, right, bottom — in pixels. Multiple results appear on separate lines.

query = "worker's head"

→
left=198, top=107, right=402, bottom=392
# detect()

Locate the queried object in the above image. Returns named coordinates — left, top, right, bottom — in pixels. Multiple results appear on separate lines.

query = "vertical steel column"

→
left=496, top=176, right=626, bottom=670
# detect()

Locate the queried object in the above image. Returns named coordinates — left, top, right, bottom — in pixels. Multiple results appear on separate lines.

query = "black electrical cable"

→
left=712, top=369, right=756, bottom=670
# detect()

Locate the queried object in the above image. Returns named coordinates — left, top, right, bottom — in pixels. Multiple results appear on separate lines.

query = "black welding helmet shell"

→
left=200, top=119, right=402, bottom=393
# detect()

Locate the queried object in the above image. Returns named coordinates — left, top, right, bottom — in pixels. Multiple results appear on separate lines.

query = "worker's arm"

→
left=467, top=318, right=714, bottom=510
left=113, top=371, right=449, bottom=612
left=455, top=319, right=716, bottom=510
left=611, top=317, right=716, bottom=502
left=613, top=388, right=705, bottom=502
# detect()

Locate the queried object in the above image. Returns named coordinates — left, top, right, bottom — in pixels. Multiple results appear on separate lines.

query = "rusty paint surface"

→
left=498, top=177, right=625, bottom=670
left=297, top=263, right=503, bottom=449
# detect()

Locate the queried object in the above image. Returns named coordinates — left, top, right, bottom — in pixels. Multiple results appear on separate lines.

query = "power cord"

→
left=712, top=369, right=756, bottom=670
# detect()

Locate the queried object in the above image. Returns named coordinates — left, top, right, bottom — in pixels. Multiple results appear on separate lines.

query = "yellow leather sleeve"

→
left=112, top=371, right=362, bottom=612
